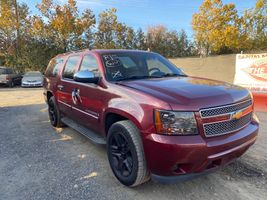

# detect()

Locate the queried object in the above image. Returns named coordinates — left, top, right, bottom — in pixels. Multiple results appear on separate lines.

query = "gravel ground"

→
left=0, top=88, right=266, bottom=200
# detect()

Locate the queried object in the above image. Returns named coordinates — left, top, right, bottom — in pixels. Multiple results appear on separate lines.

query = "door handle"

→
left=57, top=85, right=64, bottom=91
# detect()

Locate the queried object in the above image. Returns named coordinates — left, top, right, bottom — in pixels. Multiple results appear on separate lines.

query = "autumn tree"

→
left=0, top=0, right=30, bottom=68
left=35, top=0, right=96, bottom=51
left=192, top=0, right=245, bottom=55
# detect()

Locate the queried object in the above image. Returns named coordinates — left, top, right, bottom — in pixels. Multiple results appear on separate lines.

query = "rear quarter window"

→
left=45, top=58, right=64, bottom=77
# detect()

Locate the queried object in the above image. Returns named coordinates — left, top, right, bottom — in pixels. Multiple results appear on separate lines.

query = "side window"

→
left=63, top=56, right=80, bottom=79
left=80, top=55, right=99, bottom=74
left=52, top=58, right=63, bottom=76
left=7, top=69, right=13, bottom=74
left=46, top=58, right=64, bottom=77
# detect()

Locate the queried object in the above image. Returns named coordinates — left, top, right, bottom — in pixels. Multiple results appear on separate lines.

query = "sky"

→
left=19, top=0, right=257, bottom=38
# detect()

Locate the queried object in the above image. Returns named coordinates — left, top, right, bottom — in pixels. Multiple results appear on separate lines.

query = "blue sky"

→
left=19, top=0, right=257, bottom=38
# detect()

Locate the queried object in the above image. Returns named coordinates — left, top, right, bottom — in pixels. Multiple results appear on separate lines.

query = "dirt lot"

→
left=0, top=88, right=266, bottom=200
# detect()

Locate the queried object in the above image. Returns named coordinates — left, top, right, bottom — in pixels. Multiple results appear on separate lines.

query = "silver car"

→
left=21, top=71, right=44, bottom=87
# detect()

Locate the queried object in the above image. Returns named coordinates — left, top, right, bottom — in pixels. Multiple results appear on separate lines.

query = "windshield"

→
left=24, top=72, right=42, bottom=77
left=101, top=52, right=186, bottom=81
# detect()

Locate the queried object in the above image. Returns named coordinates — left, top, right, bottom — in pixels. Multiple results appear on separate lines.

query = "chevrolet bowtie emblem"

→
left=231, top=110, right=243, bottom=120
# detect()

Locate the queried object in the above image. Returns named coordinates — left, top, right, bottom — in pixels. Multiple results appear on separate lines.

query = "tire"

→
left=48, top=96, right=64, bottom=128
left=107, top=120, right=150, bottom=187
left=8, top=80, right=14, bottom=88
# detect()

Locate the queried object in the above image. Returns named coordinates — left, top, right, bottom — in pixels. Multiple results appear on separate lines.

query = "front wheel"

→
left=107, top=120, right=150, bottom=187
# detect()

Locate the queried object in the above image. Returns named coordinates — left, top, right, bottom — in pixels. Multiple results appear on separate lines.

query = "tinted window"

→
left=7, top=68, right=14, bottom=74
left=80, top=55, right=99, bottom=74
left=24, top=72, right=42, bottom=77
left=63, top=56, right=80, bottom=79
left=46, top=58, right=64, bottom=77
left=0, top=68, right=7, bottom=74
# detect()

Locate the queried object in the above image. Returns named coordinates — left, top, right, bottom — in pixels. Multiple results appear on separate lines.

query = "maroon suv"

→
left=43, top=50, right=259, bottom=187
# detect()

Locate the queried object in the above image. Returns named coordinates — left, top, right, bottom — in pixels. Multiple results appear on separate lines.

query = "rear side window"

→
left=46, top=58, right=64, bottom=77
left=80, top=54, right=99, bottom=74
left=63, top=56, right=80, bottom=79
left=6, top=69, right=12, bottom=74
left=0, top=68, right=7, bottom=74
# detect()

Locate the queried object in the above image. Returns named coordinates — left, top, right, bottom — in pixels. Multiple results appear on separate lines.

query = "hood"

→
left=118, top=77, right=251, bottom=111
left=22, top=76, right=43, bottom=82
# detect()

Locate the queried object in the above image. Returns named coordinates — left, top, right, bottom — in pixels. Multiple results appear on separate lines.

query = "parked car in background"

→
left=43, top=49, right=259, bottom=187
left=0, top=66, right=22, bottom=87
left=21, top=71, right=44, bottom=87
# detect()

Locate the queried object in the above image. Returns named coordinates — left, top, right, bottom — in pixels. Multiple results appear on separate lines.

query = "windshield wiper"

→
left=116, top=75, right=162, bottom=82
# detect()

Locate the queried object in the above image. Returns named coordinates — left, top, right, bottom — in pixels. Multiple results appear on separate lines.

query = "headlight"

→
left=154, top=110, right=198, bottom=135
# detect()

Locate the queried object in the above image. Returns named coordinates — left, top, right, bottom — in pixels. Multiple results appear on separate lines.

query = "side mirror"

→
left=74, top=70, right=100, bottom=84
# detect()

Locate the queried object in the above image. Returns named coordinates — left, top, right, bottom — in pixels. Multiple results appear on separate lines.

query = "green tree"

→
left=133, top=28, right=146, bottom=50
left=243, top=0, right=267, bottom=50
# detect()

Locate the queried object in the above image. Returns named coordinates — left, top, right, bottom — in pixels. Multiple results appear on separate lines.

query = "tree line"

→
left=192, top=0, right=267, bottom=55
left=0, top=0, right=266, bottom=72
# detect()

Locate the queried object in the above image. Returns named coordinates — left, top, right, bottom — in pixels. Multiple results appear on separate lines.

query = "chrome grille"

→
left=204, top=113, right=252, bottom=137
left=200, top=99, right=253, bottom=137
left=200, top=99, right=252, bottom=118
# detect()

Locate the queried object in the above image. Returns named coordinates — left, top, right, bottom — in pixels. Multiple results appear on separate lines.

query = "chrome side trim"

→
left=72, top=106, right=99, bottom=119
left=58, top=100, right=71, bottom=107
left=58, top=100, right=99, bottom=119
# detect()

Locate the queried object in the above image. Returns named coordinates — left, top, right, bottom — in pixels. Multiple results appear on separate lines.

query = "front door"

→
left=71, top=54, right=105, bottom=134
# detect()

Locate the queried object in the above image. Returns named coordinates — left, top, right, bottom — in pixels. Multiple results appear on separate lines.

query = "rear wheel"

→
left=48, top=96, right=64, bottom=128
left=8, top=80, right=14, bottom=88
left=107, top=120, right=150, bottom=187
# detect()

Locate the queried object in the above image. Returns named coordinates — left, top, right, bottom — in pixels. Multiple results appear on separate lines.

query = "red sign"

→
left=242, top=62, right=267, bottom=82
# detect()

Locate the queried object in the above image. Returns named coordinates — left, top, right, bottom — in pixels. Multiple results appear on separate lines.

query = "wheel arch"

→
left=104, top=109, right=143, bottom=136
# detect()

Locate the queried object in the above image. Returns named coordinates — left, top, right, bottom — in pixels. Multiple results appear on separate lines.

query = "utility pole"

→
left=14, top=0, right=20, bottom=69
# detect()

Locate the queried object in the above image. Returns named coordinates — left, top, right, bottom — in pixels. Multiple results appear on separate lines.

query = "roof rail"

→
left=55, top=48, right=92, bottom=57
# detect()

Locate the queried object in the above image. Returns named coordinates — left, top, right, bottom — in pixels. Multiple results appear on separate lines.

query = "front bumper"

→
left=142, top=120, right=259, bottom=178
left=21, top=82, right=43, bottom=87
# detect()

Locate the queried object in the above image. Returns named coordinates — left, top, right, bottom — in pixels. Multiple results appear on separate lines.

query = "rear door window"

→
left=62, top=56, right=81, bottom=79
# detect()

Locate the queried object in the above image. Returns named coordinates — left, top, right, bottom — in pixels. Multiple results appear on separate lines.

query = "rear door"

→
left=57, top=55, right=82, bottom=116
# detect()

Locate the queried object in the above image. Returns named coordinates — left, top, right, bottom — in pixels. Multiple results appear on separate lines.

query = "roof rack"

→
left=55, top=48, right=92, bottom=57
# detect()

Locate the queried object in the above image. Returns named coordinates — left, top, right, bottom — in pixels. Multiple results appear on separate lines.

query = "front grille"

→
left=200, top=99, right=252, bottom=118
left=204, top=113, right=252, bottom=137
left=199, top=99, right=253, bottom=137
